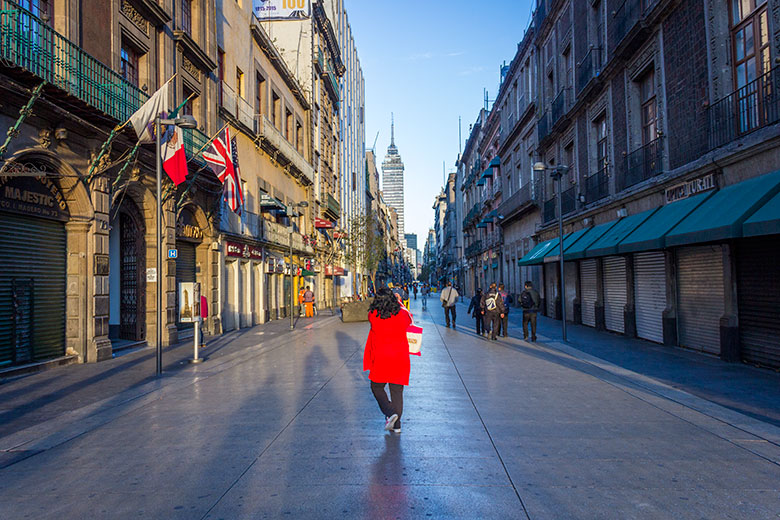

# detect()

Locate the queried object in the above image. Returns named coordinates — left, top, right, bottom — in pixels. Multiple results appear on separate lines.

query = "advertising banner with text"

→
left=253, top=0, right=310, bottom=21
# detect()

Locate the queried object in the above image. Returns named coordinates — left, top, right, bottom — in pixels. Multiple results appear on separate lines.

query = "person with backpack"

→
left=468, top=288, right=486, bottom=336
left=480, top=283, right=505, bottom=340
left=440, top=281, right=459, bottom=328
left=497, top=283, right=512, bottom=337
left=519, top=280, right=541, bottom=341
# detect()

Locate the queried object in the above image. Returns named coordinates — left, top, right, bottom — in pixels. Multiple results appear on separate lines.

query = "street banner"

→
left=253, top=0, right=310, bottom=21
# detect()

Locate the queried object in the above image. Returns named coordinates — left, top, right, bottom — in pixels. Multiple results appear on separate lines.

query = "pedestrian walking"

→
left=402, top=284, right=410, bottom=309
left=303, top=286, right=315, bottom=317
left=468, top=288, right=486, bottom=336
left=520, top=280, right=541, bottom=341
left=497, top=283, right=512, bottom=337
left=440, top=281, right=459, bottom=328
left=363, top=287, right=413, bottom=434
left=481, top=283, right=506, bottom=340
left=421, top=284, right=429, bottom=310
left=298, top=287, right=306, bottom=317
left=413, top=284, right=418, bottom=301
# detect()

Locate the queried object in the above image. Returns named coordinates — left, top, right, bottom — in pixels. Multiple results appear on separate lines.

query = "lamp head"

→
left=297, top=201, right=309, bottom=208
left=533, top=162, right=547, bottom=173
left=174, top=115, right=198, bottom=129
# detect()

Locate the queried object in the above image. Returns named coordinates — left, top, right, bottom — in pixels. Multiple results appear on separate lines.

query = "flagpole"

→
left=188, top=122, right=229, bottom=162
left=156, top=115, right=163, bottom=376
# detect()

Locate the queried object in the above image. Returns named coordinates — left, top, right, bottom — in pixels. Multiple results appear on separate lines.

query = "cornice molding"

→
left=173, top=30, right=217, bottom=72
left=129, top=0, right=171, bottom=27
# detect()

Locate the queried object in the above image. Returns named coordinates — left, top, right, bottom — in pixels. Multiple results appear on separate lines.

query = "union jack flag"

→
left=202, top=127, right=244, bottom=214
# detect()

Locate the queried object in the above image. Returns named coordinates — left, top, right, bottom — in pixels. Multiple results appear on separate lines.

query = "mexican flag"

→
left=161, top=125, right=188, bottom=186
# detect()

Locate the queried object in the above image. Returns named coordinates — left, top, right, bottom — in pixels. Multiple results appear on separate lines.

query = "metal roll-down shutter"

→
left=677, top=245, right=724, bottom=355
left=580, top=259, right=598, bottom=327
left=603, top=256, right=627, bottom=333
left=634, top=252, right=666, bottom=344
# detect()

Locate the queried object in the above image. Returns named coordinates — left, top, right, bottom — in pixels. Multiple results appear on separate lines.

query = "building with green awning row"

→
left=518, top=169, right=780, bottom=368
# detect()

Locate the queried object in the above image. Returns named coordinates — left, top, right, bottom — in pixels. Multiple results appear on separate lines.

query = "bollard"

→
left=189, top=319, right=203, bottom=364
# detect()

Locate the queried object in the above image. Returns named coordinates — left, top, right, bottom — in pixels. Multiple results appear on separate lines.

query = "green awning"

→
left=301, top=269, right=316, bottom=276
left=665, top=170, right=780, bottom=247
left=481, top=167, right=493, bottom=179
left=541, top=228, right=591, bottom=262
left=585, top=208, right=659, bottom=258
left=476, top=222, right=488, bottom=228
left=518, top=238, right=559, bottom=266
left=743, top=190, right=780, bottom=237
left=617, top=192, right=713, bottom=254
left=489, top=156, right=501, bottom=167
left=477, top=178, right=486, bottom=186
left=564, top=221, right=618, bottom=260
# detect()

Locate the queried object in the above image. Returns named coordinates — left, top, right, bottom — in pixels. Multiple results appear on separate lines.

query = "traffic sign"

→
left=168, top=249, right=178, bottom=259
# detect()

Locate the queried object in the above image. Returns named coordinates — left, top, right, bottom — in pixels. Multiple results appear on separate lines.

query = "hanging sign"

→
left=253, top=0, right=310, bottom=21
left=314, top=218, right=335, bottom=229
left=178, top=282, right=201, bottom=323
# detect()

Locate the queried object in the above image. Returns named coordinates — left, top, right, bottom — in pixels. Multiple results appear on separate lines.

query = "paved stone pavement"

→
left=1, top=298, right=780, bottom=519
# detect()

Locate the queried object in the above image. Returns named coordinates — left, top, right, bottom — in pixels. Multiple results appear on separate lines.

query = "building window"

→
left=639, top=68, right=657, bottom=145
left=256, top=72, right=265, bottom=117
left=352, top=171, right=356, bottom=191
left=236, top=67, right=244, bottom=98
left=296, top=120, right=303, bottom=154
left=563, top=142, right=574, bottom=184
left=731, top=0, right=769, bottom=90
left=181, top=0, right=192, bottom=35
left=217, top=48, right=225, bottom=105
left=285, top=109, right=293, bottom=141
left=272, top=91, right=280, bottom=129
left=121, top=43, right=140, bottom=87
left=182, top=85, right=196, bottom=116
left=595, top=114, right=608, bottom=170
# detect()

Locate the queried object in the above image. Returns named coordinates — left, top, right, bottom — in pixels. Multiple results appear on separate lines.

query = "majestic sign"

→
left=324, top=265, right=346, bottom=276
left=0, top=175, right=69, bottom=221
left=665, top=174, right=717, bottom=204
left=226, top=241, right=263, bottom=260
left=253, top=0, right=310, bottom=21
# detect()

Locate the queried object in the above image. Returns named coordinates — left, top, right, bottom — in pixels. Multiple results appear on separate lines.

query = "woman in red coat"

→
left=363, top=287, right=413, bottom=433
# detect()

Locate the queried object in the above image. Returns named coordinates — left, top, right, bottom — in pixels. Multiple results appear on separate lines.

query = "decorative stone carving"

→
left=181, top=55, right=200, bottom=79
left=37, top=128, right=52, bottom=148
left=122, top=0, right=148, bottom=35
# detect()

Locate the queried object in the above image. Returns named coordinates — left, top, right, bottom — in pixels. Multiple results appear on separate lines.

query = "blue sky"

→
left=345, top=0, right=535, bottom=247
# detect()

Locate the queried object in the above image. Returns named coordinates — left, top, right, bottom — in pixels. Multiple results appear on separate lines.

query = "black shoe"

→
left=523, top=335, right=528, bottom=340
left=531, top=336, right=537, bottom=342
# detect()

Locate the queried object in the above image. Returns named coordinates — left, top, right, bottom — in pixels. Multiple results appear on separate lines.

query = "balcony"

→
left=585, top=167, right=609, bottom=203
left=551, top=88, right=569, bottom=127
left=0, top=1, right=146, bottom=124
left=497, top=180, right=541, bottom=221
left=544, top=196, right=556, bottom=223
left=220, top=81, right=238, bottom=119
left=465, top=240, right=482, bottom=258
left=538, top=110, right=551, bottom=143
left=609, top=0, right=657, bottom=59
left=709, top=67, right=780, bottom=150
left=261, top=218, right=314, bottom=255
left=560, top=185, right=576, bottom=215
left=576, top=47, right=603, bottom=95
left=255, top=115, right=314, bottom=184
left=619, top=137, right=663, bottom=191
left=325, top=192, right=340, bottom=218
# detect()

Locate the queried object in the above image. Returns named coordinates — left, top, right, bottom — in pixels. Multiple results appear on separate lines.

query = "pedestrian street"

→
left=1, top=298, right=779, bottom=519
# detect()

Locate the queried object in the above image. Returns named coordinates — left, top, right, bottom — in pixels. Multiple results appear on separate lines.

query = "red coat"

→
left=363, top=309, right=413, bottom=385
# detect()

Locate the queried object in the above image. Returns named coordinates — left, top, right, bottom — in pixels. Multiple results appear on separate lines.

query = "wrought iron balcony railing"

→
left=576, top=47, right=603, bottom=95
left=619, top=136, right=663, bottom=191
left=585, top=166, right=609, bottom=203
left=551, top=89, right=569, bottom=126
left=0, top=1, right=211, bottom=166
left=497, top=179, right=540, bottom=219
left=543, top=195, right=556, bottom=223
left=709, top=67, right=780, bottom=150
left=560, top=185, right=576, bottom=215
left=538, top=109, right=551, bottom=143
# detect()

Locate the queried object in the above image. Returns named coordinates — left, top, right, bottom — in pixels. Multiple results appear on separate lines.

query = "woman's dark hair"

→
left=369, top=287, right=402, bottom=319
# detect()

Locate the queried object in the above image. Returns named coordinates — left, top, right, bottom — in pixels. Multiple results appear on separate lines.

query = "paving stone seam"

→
left=198, top=347, right=361, bottom=520
left=426, top=306, right=533, bottom=520
left=0, top=317, right=340, bottom=459
left=506, top=337, right=780, bottom=465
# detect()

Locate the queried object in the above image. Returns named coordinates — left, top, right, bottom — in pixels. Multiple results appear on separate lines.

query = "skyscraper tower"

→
left=382, top=114, right=405, bottom=238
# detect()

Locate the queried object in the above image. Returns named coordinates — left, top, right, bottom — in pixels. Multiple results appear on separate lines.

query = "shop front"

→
left=222, top=239, right=264, bottom=331
left=0, top=174, right=68, bottom=367
left=175, top=208, right=204, bottom=336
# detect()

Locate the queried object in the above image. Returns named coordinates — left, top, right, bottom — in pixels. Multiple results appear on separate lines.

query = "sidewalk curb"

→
left=0, top=316, right=340, bottom=460
left=509, top=334, right=780, bottom=462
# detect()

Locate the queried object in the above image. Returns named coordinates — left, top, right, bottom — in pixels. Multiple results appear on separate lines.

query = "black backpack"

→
left=520, top=291, right=534, bottom=309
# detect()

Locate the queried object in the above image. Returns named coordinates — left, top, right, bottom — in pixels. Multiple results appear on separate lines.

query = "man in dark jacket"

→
left=519, top=280, right=541, bottom=341
left=467, top=288, right=485, bottom=336
left=481, top=283, right=506, bottom=340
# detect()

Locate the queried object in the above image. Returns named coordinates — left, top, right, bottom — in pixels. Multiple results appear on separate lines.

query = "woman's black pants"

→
left=371, top=382, right=404, bottom=426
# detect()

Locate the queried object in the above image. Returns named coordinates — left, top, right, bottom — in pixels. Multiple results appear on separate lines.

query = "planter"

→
left=340, top=298, right=374, bottom=322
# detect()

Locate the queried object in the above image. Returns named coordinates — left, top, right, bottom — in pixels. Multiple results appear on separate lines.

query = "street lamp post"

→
left=155, top=113, right=197, bottom=376
left=534, top=162, right=569, bottom=342
left=288, top=201, right=309, bottom=330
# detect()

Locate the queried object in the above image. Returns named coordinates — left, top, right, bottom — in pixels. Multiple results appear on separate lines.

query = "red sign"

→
left=314, top=218, right=335, bottom=229
left=226, top=241, right=263, bottom=260
left=332, top=231, right=346, bottom=239
left=324, top=265, right=346, bottom=276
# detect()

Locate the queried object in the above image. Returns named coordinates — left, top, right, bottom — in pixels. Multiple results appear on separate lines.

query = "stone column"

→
left=65, top=221, right=90, bottom=362
left=91, top=176, right=112, bottom=361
